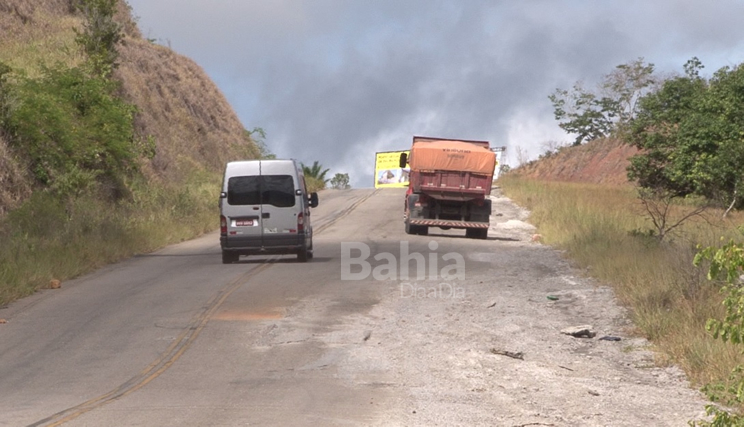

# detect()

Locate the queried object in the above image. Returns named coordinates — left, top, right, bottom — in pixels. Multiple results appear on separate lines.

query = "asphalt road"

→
left=0, top=188, right=707, bottom=426
left=0, top=188, right=387, bottom=426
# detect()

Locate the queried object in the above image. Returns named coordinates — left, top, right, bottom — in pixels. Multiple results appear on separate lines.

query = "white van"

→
left=219, top=159, right=319, bottom=263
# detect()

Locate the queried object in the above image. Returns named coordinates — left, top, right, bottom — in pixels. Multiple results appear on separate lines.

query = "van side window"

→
left=227, top=175, right=296, bottom=207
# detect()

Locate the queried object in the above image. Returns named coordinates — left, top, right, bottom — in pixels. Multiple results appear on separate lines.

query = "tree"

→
left=73, top=0, right=122, bottom=77
left=301, top=161, right=330, bottom=191
left=549, top=58, right=657, bottom=145
left=603, top=58, right=658, bottom=129
left=628, top=58, right=744, bottom=214
left=636, top=186, right=708, bottom=242
left=549, top=83, right=619, bottom=146
left=627, top=68, right=703, bottom=197
left=513, top=145, right=529, bottom=166
left=330, top=173, right=350, bottom=189
left=301, top=161, right=330, bottom=183
left=245, top=127, right=275, bottom=159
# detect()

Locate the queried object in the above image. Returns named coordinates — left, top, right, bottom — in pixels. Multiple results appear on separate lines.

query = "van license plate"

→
left=235, top=219, right=254, bottom=226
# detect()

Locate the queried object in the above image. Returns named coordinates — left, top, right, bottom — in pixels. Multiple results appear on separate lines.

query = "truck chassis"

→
left=404, top=193, right=491, bottom=239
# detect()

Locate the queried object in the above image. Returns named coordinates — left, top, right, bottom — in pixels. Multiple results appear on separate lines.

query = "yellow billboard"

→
left=374, top=150, right=410, bottom=189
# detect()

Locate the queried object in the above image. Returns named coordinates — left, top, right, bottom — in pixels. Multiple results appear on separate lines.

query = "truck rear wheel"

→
left=405, top=219, right=428, bottom=236
left=470, top=199, right=492, bottom=222
left=466, top=228, right=488, bottom=240
left=405, top=194, right=429, bottom=236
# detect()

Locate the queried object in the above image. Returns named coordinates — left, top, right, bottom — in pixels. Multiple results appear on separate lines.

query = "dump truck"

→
left=399, top=136, right=496, bottom=239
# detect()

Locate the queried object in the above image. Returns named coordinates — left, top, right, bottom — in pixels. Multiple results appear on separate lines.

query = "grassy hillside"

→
left=0, top=0, right=259, bottom=211
left=0, top=0, right=259, bottom=304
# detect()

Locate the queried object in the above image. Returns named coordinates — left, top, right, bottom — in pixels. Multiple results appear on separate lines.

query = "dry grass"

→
left=498, top=174, right=744, bottom=390
left=0, top=1, right=84, bottom=75
left=115, top=37, right=259, bottom=182
left=0, top=171, right=221, bottom=305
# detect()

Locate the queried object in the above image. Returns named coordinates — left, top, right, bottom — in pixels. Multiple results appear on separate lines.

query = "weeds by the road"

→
left=0, top=171, right=220, bottom=306
left=498, top=175, right=744, bottom=396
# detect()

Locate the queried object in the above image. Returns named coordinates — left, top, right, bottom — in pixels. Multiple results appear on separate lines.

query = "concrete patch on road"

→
left=212, top=309, right=285, bottom=321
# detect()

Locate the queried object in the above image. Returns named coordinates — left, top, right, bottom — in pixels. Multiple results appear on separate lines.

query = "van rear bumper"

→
left=220, top=234, right=308, bottom=255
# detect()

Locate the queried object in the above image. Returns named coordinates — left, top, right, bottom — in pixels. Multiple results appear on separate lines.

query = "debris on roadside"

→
left=546, top=295, right=559, bottom=301
left=0, top=319, right=7, bottom=324
left=588, top=390, right=600, bottom=396
left=598, top=335, right=621, bottom=341
left=362, top=330, right=372, bottom=342
left=560, top=325, right=596, bottom=338
left=50, top=279, right=61, bottom=289
left=490, top=348, right=524, bottom=360
left=486, top=301, right=497, bottom=308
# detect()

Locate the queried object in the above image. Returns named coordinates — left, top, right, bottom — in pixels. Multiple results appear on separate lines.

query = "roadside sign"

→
left=374, top=150, right=410, bottom=189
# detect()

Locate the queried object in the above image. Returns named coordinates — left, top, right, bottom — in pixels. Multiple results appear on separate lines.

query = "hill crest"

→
left=513, top=138, right=638, bottom=186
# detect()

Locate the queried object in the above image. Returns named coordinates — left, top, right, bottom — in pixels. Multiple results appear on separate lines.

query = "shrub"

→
left=1, top=63, right=137, bottom=197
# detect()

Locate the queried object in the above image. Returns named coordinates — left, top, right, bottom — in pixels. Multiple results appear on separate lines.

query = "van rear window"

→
left=227, top=175, right=295, bottom=207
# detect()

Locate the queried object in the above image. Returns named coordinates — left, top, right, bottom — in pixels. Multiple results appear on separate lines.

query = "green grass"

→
left=498, top=174, right=744, bottom=389
left=0, top=170, right=221, bottom=306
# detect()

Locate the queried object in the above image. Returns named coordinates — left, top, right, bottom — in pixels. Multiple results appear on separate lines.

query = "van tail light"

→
left=220, top=215, right=227, bottom=235
left=297, top=212, right=304, bottom=233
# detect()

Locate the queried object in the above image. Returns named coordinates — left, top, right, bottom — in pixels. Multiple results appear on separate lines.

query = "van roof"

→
left=226, top=159, right=296, bottom=166
left=225, top=159, right=298, bottom=176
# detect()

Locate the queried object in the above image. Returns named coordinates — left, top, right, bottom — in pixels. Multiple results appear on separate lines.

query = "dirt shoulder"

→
left=330, top=189, right=708, bottom=426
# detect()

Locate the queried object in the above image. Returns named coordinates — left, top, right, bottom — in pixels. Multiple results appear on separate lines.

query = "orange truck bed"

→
left=409, top=138, right=495, bottom=174
left=408, top=137, right=496, bottom=200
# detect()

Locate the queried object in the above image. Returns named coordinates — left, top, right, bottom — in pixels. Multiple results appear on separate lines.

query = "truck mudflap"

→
left=408, top=219, right=489, bottom=229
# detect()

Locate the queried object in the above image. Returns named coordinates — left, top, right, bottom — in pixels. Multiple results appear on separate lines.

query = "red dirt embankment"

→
left=515, top=138, right=639, bottom=185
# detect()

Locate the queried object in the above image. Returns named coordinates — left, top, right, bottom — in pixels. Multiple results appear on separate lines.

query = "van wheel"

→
left=222, top=251, right=239, bottom=264
left=297, top=247, right=309, bottom=262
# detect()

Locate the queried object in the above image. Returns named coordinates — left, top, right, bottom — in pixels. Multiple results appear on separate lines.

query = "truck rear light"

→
left=220, top=215, right=227, bottom=235
left=297, top=212, right=305, bottom=233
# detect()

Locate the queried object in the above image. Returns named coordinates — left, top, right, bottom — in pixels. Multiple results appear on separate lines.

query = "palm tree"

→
left=301, top=161, right=330, bottom=184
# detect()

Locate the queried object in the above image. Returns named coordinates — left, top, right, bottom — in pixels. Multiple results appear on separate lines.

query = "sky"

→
left=126, top=0, right=744, bottom=188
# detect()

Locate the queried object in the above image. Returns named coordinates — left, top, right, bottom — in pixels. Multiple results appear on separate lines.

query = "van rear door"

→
left=258, top=164, right=301, bottom=248
left=225, top=174, right=264, bottom=248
